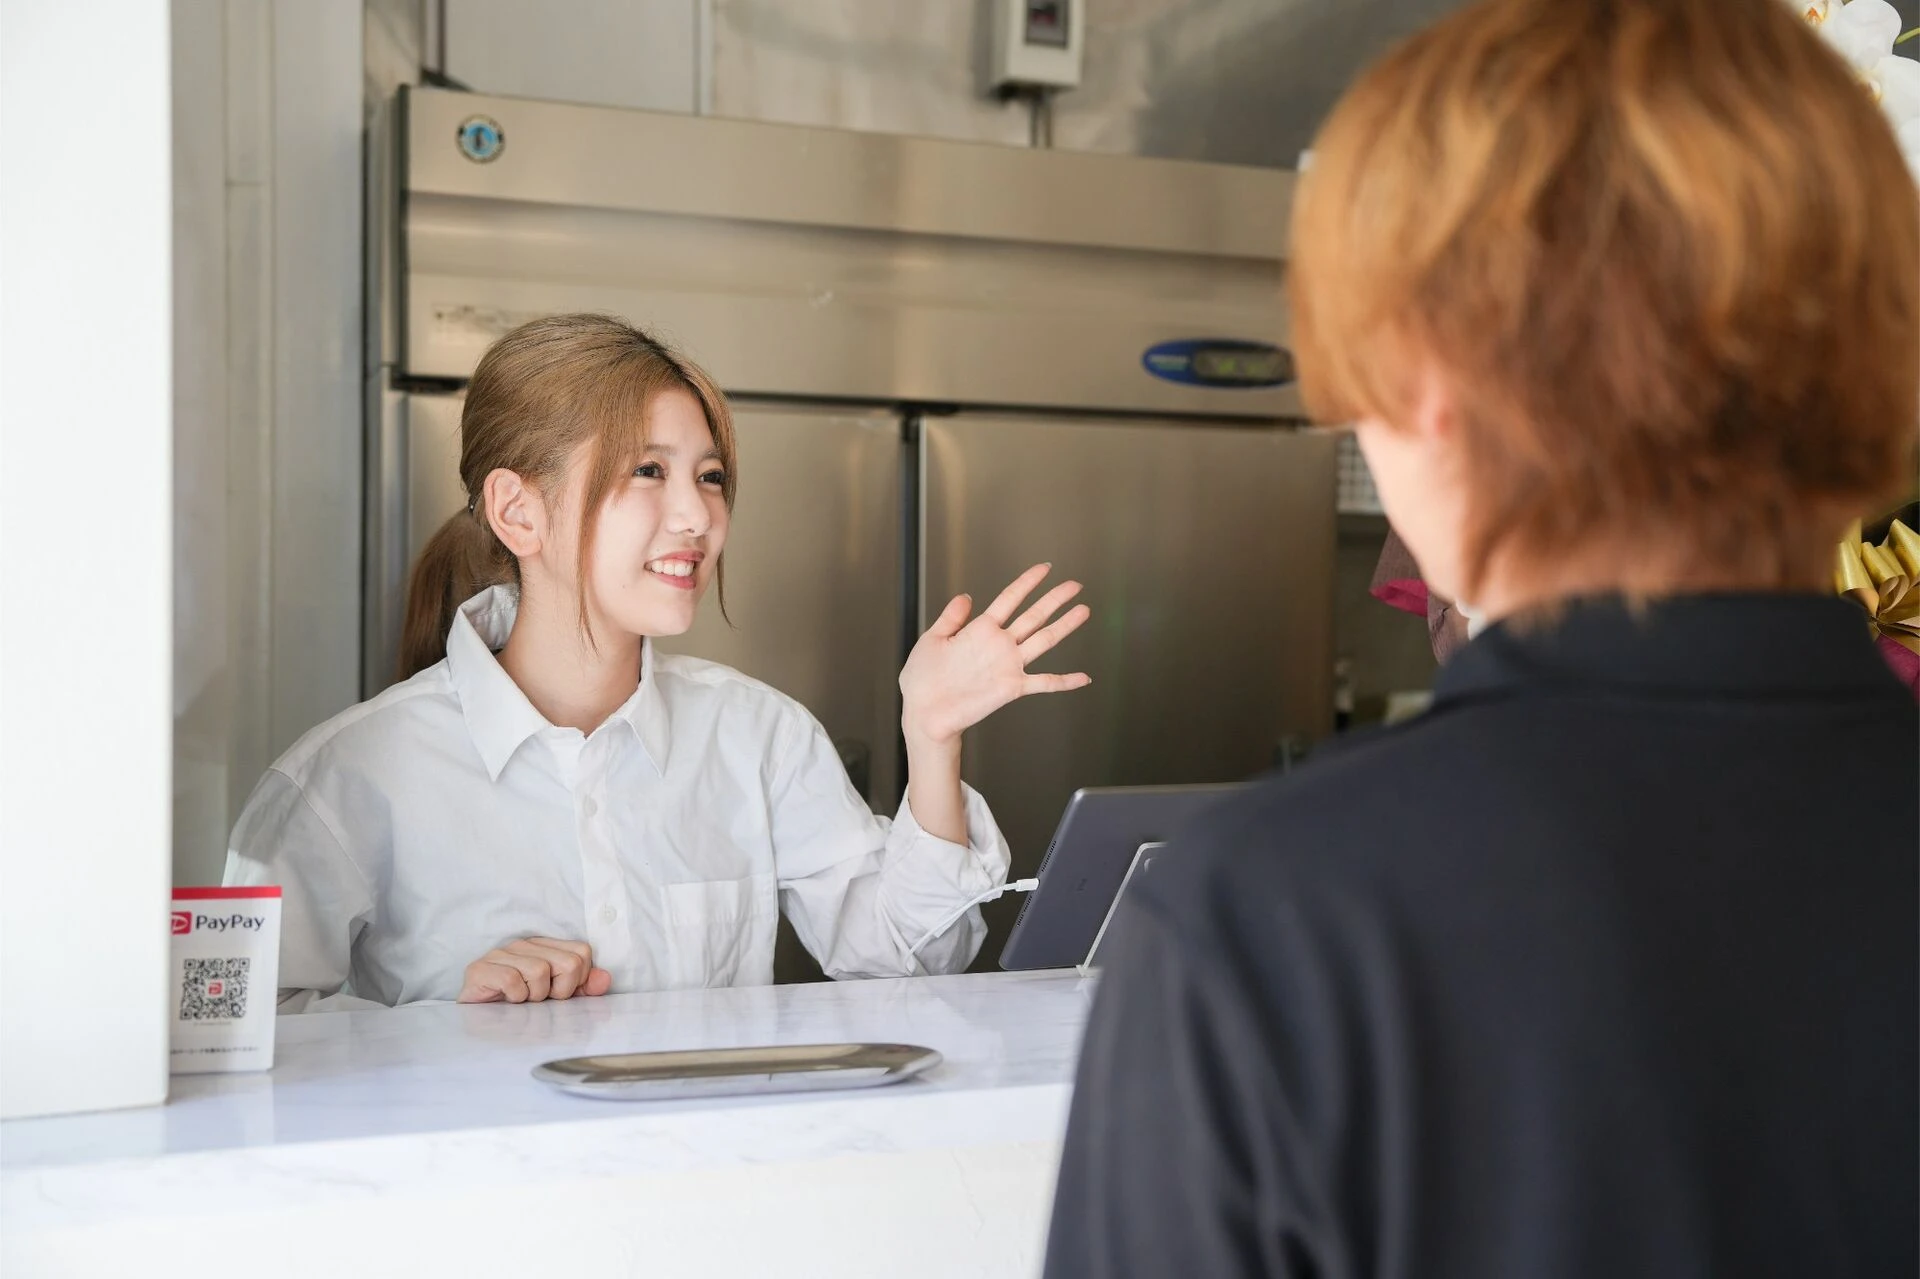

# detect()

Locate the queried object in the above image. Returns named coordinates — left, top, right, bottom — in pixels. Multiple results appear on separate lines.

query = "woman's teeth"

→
left=647, top=559, right=696, bottom=578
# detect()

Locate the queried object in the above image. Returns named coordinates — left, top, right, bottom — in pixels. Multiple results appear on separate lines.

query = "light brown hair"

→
left=398, top=314, right=737, bottom=680
left=1290, top=0, right=1920, bottom=602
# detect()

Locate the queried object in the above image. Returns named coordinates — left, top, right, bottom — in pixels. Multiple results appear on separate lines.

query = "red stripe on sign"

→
left=173, top=886, right=282, bottom=900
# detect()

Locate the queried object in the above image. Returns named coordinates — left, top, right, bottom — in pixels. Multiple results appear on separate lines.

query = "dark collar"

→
left=1435, top=594, right=1900, bottom=704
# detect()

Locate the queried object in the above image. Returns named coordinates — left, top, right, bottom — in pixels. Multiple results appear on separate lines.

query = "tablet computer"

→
left=998, top=784, right=1245, bottom=971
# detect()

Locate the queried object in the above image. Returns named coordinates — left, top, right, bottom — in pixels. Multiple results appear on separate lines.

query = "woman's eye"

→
left=700, top=469, right=727, bottom=487
left=633, top=462, right=664, bottom=480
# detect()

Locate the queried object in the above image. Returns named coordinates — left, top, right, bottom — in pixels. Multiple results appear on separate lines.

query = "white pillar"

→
left=0, top=0, right=175, bottom=1117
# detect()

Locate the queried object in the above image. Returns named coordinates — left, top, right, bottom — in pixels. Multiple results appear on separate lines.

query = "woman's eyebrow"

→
left=637, top=444, right=723, bottom=462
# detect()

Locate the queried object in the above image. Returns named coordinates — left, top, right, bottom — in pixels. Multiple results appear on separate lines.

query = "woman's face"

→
left=568, top=386, right=731, bottom=640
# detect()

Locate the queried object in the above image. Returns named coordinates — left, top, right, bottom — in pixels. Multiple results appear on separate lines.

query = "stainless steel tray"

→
left=531, top=1042, right=943, bottom=1101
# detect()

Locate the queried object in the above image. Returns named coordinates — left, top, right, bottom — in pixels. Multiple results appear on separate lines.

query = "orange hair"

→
left=1290, top=0, right=1919, bottom=602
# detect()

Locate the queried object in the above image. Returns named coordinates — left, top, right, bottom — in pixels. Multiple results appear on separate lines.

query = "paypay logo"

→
left=176, top=913, right=267, bottom=934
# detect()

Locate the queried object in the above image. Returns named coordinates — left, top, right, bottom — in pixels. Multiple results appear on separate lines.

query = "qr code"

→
left=180, top=957, right=250, bottom=1021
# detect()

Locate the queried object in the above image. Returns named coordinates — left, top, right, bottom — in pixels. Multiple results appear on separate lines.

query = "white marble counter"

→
left=2, top=970, right=1095, bottom=1278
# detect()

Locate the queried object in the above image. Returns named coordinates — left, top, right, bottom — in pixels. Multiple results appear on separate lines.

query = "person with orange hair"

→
left=1044, top=0, right=1918, bottom=1274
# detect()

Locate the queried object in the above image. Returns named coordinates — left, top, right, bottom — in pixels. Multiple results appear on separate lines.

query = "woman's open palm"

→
left=899, top=564, right=1092, bottom=744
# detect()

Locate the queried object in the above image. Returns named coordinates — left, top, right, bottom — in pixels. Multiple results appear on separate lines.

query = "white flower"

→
left=1900, top=117, right=1920, bottom=183
left=1870, top=49, right=1920, bottom=123
left=1816, top=0, right=1902, bottom=72
left=1788, top=0, right=1920, bottom=183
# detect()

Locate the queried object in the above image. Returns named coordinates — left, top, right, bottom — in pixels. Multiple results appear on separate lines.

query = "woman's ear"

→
left=482, top=468, right=543, bottom=558
left=1408, top=362, right=1460, bottom=443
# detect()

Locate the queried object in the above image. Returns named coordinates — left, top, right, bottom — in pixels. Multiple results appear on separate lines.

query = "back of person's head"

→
left=1291, top=0, right=1919, bottom=607
left=397, top=314, right=737, bottom=680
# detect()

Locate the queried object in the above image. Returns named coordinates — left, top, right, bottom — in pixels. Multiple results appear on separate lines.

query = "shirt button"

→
left=600, top=904, right=618, bottom=924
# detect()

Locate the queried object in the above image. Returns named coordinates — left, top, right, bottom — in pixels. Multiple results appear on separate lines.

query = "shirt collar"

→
left=612, top=640, right=673, bottom=777
left=1434, top=593, right=1900, bottom=706
left=445, top=586, right=672, bottom=780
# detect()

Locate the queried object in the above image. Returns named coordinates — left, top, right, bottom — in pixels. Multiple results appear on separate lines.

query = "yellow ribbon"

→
left=1835, top=519, right=1920, bottom=655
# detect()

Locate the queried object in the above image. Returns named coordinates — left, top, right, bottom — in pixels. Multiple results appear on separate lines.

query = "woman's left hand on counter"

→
left=899, top=563, right=1091, bottom=746
left=457, top=937, right=613, bottom=1004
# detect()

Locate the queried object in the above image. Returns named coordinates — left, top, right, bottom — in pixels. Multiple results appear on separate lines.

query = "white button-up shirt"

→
left=224, top=587, right=1010, bottom=1009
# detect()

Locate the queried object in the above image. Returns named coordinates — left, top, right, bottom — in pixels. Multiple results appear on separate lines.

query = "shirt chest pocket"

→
left=661, top=873, right=778, bottom=989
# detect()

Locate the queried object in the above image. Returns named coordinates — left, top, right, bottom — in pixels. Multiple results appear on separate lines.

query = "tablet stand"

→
left=1076, top=841, right=1166, bottom=976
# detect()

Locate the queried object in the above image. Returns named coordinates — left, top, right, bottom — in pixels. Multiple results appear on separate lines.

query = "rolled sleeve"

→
left=871, top=785, right=1009, bottom=973
left=770, top=709, right=1010, bottom=979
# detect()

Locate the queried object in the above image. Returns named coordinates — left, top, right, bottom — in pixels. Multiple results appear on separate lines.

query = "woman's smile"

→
left=644, top=551, right=703, bottom=590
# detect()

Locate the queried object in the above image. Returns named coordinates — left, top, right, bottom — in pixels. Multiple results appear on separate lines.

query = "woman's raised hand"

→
left=899, top=564, right=1092, bottom=746
left=457, top=937, right=614, bottom=1003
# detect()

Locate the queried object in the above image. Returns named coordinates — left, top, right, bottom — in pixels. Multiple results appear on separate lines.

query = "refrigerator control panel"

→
left=1141, top=339, right=1295, bottom=389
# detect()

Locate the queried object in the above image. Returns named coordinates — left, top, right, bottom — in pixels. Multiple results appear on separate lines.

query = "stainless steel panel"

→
left=403, top=197, right=1292, bottom=416
left=1055, top=0, right=1471, bottom=168
left=357, top=390, right=463, bottom=695
left=654, top=403, right=904, bottom=815
left=405, top=86, right=1293, bottom=257
left=709, top=0, right=1030, bottom=148
left=361, top=381, right=416, bottom=697
left=403, top=391, right=469, bottom=570
left=702, top=0, right=1469, bottom=169
left=400, top=88, right=1298, bottom=418
left=922, top=414, right=1335, bottom=962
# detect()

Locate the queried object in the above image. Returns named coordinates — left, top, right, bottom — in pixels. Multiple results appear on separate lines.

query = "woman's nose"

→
left=665, top=477, right=710, bottom=537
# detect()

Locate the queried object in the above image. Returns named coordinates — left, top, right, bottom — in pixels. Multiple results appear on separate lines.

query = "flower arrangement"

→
left=1796, top=2, right=1920, bottom=695
left=1837, top=514, right=1920, bottom=693
left=1795, top=0, right=1920, bottom=179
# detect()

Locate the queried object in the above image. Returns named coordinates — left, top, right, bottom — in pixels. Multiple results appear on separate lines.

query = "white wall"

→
left=707, top=0, right=1030, bottom=145
left=0, top=0, right=174, bottom=1119
left=171, top=0, right=364, bottom=888
left=444, top=0, right=698, bottom=113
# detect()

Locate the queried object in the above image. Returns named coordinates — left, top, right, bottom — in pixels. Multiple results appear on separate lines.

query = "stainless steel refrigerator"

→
left=368, top=88, right=1335, bottom=973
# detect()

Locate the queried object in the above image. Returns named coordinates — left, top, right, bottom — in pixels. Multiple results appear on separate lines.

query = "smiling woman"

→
left=225, top=314, right=1092, bottom=1011
left=397, top=315, right=739, bottom=681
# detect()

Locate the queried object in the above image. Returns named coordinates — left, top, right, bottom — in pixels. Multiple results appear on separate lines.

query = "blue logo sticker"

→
left=456, top=115, right=505, bottom=164
left=1141, top=339, right=1293, bottom=389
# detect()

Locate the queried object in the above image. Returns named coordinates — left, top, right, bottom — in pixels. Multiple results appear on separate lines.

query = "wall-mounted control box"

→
left=990, top=0, right=1084, bottom=92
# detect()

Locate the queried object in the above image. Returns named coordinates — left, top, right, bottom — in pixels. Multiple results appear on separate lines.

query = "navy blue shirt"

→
left=1046, top=595, right=1917, bottom=1279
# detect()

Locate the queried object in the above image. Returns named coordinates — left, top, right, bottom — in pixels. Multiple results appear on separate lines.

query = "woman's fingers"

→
left=1016, top=601, right=1092, bottom=660
left=459, top=939, right=607, bottom=1004
left=980, top=564, right=1053, bottom=627
left=1007, top=580, right=1083, bottom=643
left=458, top=960, right=529, bottom=1004
left=926, top=592, right=974, bottom=640
left=1021, top=671, right=1093, bottom=696
left=514, top=938, right=591, bottom=999
left=489, top=947, right=553, bottom=1002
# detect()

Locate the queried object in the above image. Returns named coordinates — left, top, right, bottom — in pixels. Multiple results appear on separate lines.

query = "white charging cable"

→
left=907, top=878, right=1039, bottom=956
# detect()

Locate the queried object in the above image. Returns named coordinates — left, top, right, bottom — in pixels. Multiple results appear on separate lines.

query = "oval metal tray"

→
left=532, top=1041, right=943, bottom=1101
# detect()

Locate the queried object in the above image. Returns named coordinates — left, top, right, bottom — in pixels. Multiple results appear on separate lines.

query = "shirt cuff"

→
left=881, top=784, right=1012, bottom=934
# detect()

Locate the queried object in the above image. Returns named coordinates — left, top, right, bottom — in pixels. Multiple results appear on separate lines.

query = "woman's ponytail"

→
left=397, top=508, right=513, bottom=680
